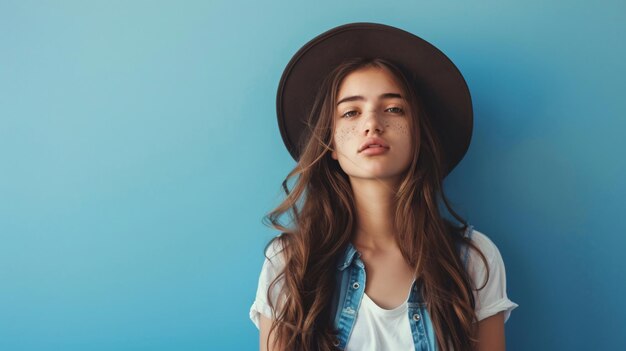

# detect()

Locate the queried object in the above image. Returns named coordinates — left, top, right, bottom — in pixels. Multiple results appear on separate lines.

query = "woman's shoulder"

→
left=466, top=227, right=501, bottom=263
left=258, top=235, right=290, bottom=279
left=263, top=235, right=287, bottom=262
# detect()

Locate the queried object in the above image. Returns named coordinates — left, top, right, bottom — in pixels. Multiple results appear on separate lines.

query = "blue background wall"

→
left=1, top=1, right=624, bottom=350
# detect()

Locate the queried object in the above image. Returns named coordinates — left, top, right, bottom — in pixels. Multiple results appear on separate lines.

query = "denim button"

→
left=412, top=313, right=421, bottom=321
left=333, top=338, right=340, bottom=346
left=352, top=282, right=360, bottom=289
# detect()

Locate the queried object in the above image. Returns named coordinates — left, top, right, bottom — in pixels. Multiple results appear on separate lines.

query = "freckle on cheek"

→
left=390, top=121, right=409, bottom=135
left=335, top=127, right=351, bottom=144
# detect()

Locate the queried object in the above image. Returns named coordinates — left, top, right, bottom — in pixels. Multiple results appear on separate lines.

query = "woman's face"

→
left=331, top=67, right=416, bottom=184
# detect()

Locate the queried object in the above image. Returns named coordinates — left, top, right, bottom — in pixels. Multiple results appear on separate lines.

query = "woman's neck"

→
left=349, top=177, right=399, bottom=252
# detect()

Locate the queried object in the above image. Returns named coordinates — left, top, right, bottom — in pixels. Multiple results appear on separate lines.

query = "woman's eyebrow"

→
left=337, top=93, right=403, bottom=106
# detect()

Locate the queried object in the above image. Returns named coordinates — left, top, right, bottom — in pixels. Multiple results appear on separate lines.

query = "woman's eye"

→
left=386, top=107, right=404, bottom=114
left=341, top=110, right=358, bottom=118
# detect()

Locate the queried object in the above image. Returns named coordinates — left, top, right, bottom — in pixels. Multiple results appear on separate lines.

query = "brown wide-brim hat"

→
left=276, top=22, right=473, bottom=177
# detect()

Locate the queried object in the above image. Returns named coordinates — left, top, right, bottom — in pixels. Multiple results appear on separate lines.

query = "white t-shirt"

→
left=249, top=229, right=519, bottom=349
left=345, top=290, right=415, bottom=350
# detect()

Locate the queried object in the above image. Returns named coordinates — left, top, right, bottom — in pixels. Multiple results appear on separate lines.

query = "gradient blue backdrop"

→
left=1, top=1, right=624, bottom=350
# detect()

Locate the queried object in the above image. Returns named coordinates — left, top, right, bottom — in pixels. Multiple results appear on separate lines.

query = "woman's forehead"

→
left=338, top=67, right=404, bottom=98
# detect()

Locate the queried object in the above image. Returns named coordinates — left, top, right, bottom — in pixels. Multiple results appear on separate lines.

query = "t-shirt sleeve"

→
left=249, top=238, right=287, bottom=330
left=466, top=229, right=519, bottom=323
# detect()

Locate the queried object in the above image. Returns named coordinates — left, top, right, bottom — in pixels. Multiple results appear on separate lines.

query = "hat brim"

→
left=276, top=22, right=473, bottom=177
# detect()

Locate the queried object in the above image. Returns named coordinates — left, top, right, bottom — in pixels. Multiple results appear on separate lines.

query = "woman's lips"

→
left=360, top=146, right=389, bottom=156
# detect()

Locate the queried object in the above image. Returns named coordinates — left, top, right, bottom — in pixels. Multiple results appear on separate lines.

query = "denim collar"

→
left=336, top=241, right=361, bottom=271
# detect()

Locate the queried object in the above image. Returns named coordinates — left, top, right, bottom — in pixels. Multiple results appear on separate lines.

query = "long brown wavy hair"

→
left=260, top=57, right=490, bottom=351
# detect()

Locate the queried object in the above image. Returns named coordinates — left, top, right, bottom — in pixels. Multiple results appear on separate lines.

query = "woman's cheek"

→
left=389, top=120, right=409, bottom=136
left=335, top=124, right=358, bottom=149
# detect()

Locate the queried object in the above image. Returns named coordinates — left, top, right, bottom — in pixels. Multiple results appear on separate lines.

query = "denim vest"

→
left=329, top=224, right=475, bottom=350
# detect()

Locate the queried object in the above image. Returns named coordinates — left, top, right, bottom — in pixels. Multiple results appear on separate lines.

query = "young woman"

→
left=249, top=23, right=518, bottom=351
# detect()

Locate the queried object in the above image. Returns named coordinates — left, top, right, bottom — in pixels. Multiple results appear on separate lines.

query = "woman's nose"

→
left=362, top=110, right=385, bottom=135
